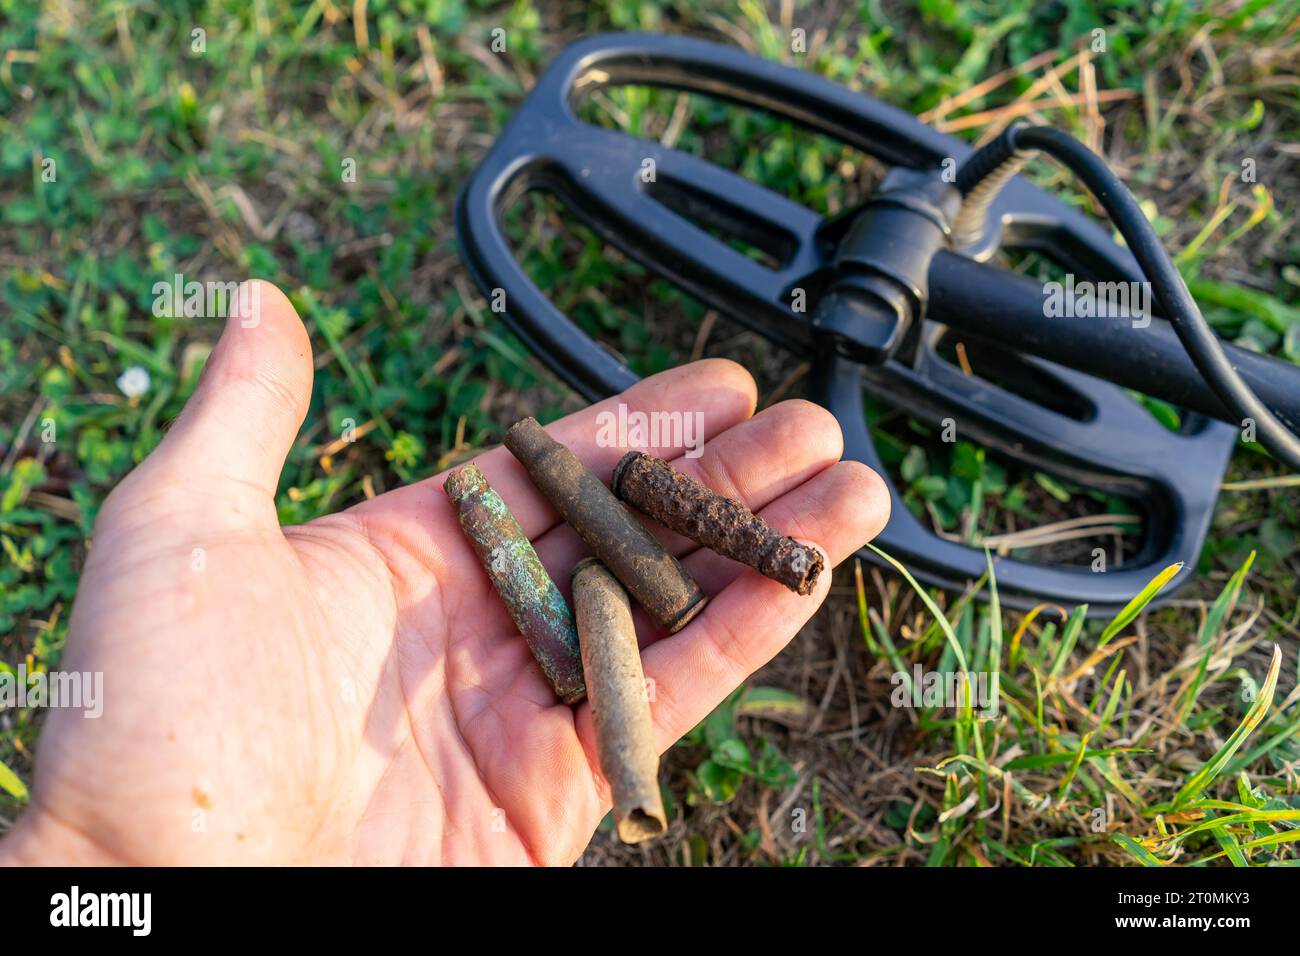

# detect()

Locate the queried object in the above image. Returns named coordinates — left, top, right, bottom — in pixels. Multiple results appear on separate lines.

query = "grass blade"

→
left=1048, top=605, right=1088, bottom=680
left=1098, top=562, right=1182, bottom=648
left=1178, top=552, right=1255, bottom=719
left=0, top=758, right=27, bottom=801
left=865, top=544, right=969, bottom=674
left=1170, top=644, right=1283, bottom=810
left=983, top=548, right=1003, bottom=716
left=1211, top=826, right=1249, bottom=867
left=1055, top=732, right=1092, bottom=803
left=1112, top=834, right=1165, bottom=866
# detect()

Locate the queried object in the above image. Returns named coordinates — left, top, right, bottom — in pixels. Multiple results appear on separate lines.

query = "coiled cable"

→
left=955, top=123, right=1300, bottom=472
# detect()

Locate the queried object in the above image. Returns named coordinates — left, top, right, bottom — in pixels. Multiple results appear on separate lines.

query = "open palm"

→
left=2, top=282, right=888, bottom=866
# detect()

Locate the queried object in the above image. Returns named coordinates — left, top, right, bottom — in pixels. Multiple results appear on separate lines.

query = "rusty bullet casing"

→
left=503, top=417, right=707, bottom=633
left=444, top=463, right=585, bottom=703
left=572, top=558, right=667, bottom=845
left=611, top=451, right=825, bottom=595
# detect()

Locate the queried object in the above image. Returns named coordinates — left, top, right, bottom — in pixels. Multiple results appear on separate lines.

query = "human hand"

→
left=0, top=280, right=889, bottom=866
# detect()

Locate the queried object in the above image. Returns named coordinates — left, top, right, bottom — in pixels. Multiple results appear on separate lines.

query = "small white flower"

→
left=117, top=365, right=151, bottom=398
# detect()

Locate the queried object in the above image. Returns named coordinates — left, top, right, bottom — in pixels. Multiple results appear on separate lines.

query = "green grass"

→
left=861, top=551, right=1300, bottom=866
left=3, top=0, right=1299, bottom=864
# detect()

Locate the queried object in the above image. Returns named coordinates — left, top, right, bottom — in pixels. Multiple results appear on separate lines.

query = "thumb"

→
left=140, top=280, right=313, bottom=520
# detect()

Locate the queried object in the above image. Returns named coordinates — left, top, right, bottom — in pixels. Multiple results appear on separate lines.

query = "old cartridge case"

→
left=444, top=463, right=585, bottom=703
left=572, top=558, right=667, bottom=844
left=611, top=450, right=824, bottom=595
left=503, top=417, right=707, bottom=633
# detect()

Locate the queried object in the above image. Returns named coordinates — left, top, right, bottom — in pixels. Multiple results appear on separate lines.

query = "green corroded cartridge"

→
left=444, top=463, right=585, bottom=703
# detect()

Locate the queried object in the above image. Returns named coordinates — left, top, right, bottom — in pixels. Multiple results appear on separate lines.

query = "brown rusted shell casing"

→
left=611, top=451, right=824, bottom=595
left=571, top=558, right=667, bottom=844
left=444, top=463, right=586, bottom=703
left=503, top=418, right=707, bottom=633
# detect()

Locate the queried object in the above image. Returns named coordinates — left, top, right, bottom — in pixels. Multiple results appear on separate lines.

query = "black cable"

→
left=955, top=123, right=1300, bottom=472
